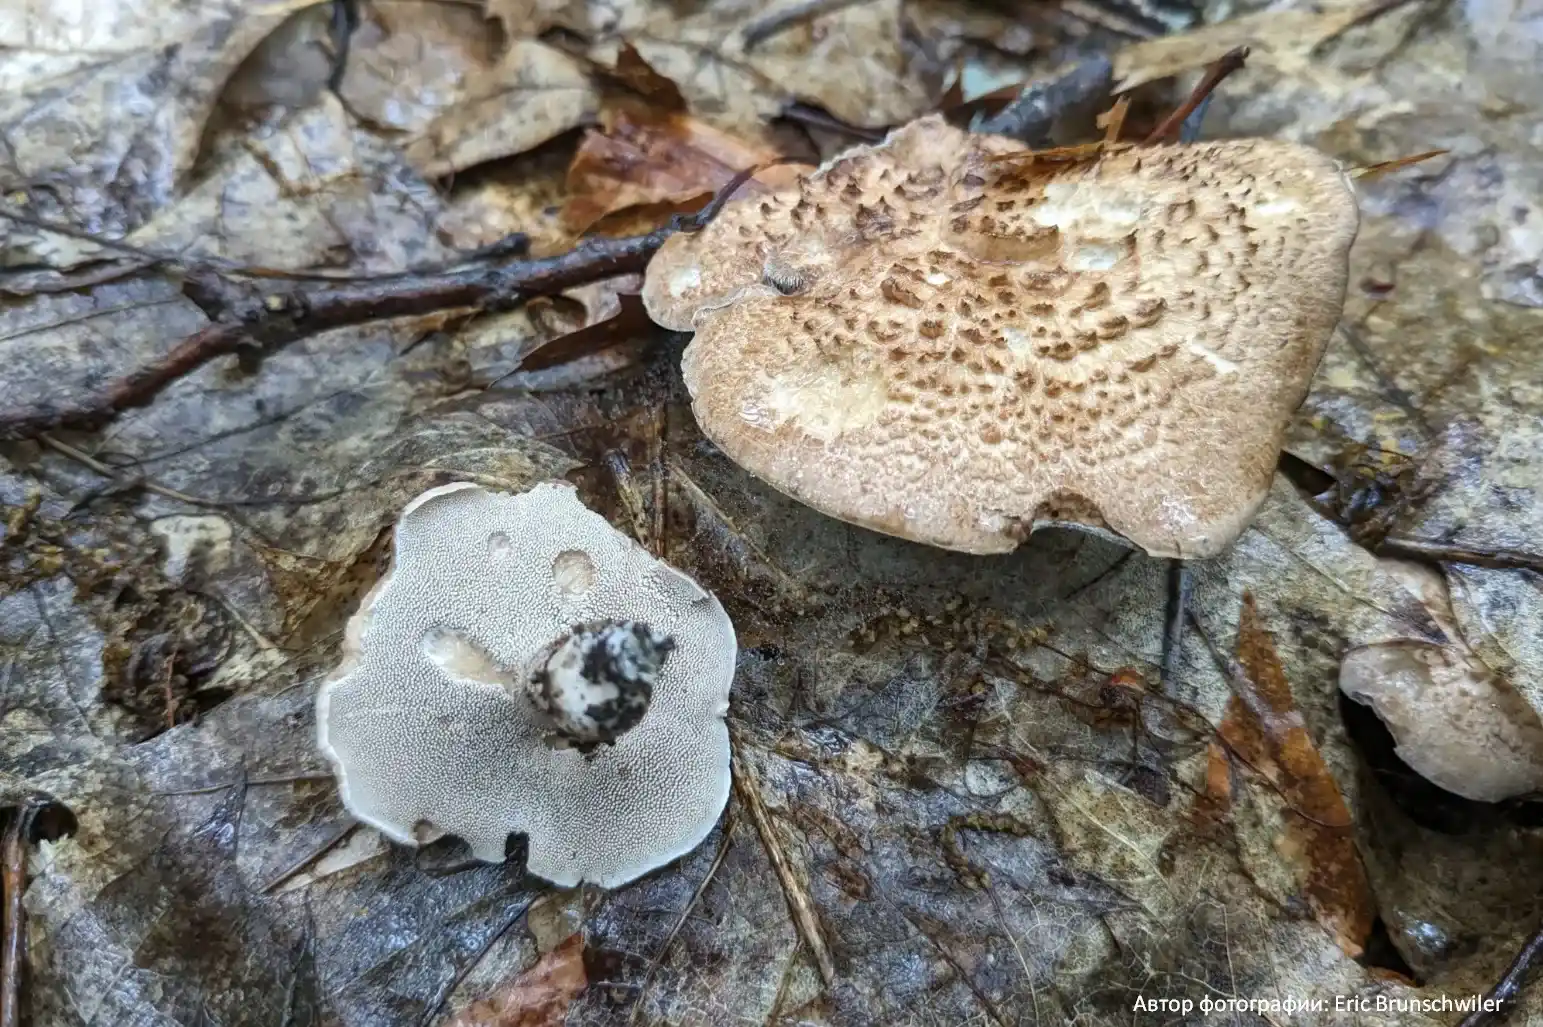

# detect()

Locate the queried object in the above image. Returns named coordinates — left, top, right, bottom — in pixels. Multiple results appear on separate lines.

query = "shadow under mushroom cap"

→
left=643, top=115, right=1360, bottom=559
left=315, top=481, right=736, bottom=889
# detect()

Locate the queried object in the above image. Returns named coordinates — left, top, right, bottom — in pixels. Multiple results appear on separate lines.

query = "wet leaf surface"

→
left=3, top=0, right=1543, bottom=1024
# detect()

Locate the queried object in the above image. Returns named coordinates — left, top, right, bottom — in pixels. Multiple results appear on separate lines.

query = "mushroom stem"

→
left=527, top=619, right=677, bottom=747
left=1161, top=560, right=1193, bottom=692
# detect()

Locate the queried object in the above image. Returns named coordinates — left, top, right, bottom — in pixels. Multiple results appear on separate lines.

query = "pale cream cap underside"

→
left=316, top=482, right=735, bottom=888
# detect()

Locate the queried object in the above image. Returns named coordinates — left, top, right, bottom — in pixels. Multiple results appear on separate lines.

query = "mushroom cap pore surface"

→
left=642, top=116, right=1359, bottom=557
left=316, top=481, right=735, bottom=888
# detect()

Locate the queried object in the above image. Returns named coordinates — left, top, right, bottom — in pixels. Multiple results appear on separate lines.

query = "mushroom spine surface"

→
left=316, top=481, right=736, bottom=888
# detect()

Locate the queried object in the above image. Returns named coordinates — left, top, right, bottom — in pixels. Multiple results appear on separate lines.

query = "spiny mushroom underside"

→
left=643, top=116, right=1359, bottom=558
left=316, top=482, right=735, bottom=889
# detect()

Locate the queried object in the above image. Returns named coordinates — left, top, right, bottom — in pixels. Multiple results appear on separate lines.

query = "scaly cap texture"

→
left=643, top=115, right=1359, bottom=557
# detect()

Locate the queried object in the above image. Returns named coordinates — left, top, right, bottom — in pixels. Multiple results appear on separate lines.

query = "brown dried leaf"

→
left=562, top=109, right=808, bottom=233
left=443, top=933, right=587, bottom=1027
left=406, top=39, right=599, bottom=178
left=600, top=43, right=688, bottom=111
left=517, top=292, right=656, bottom=373
left=1223, top=592, right=1375, bottom=958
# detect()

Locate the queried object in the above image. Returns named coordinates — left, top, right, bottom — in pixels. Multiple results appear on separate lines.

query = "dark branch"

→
left=1144, top=46, right=1251, bottom=144
left=1376, top=537, right=1543, bottom=574
left=1457, top=921, right=1543, bottom=1027
left=974, top=55, right=1115, bottom=146
left=0, top=162, right=773, bottom=441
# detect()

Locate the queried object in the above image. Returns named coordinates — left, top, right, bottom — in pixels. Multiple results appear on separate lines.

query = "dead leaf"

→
left=738, top=0, right=942, bottom=129
left=406, top=39, right=600, bottom=178
left=337, top=0, right=501, bottom=134
left=515, top=292, right=656, bottom=373
left=1112, top=0, right=1387, bottom=92
left=562, top=109, right=808, bottom=233
left=0, top=0, right=325, bottom=235
left=1220, top=592, right=1376, bottom=959
left=599, top=43, right=688, bottom=111
left=486, top=0, right=639, bottom=37
left=443, top=932, right=587, bottom=1027
left=127, top=96, right=454, bottom=274
left=220, top=5, right=336, bottom=111
left=567, top=0, right=941, bottom=139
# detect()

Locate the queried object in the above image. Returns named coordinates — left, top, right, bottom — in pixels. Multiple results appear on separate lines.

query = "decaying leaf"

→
left=1112, top=0, right=1392, bottom=91
left=1212, top=593, right=1376, bottom=958
left=562, top=108, right=808, bottom=233
left=127, top=96, right=455, bottom=273
left=513, top=292, right=657, bottom=374
left=444, top=933, right=587, bottom=1026
left=406, top=39, right=600, bottom=178
left=337, top=0, right=502, bottom=134
left=597, top=43, right=689, bottom=112
left=0, top=0, right=325, bottom=237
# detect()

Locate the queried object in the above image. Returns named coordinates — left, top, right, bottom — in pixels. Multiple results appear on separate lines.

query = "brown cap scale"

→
left=643, top=116, right=1359, bottom=558
left=316, top=482, right=736, bottom=888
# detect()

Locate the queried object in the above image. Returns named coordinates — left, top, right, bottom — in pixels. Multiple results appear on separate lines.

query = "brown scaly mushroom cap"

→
left=643, top=115, right=1359, bottom=558
left=316, top=482, right=736, bottom=888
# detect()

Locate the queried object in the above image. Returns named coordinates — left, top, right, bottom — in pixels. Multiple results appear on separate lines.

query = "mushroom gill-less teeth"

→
left=316, top=482, right=736, bottom=889
left=642, top=115, right=1360, bottom=559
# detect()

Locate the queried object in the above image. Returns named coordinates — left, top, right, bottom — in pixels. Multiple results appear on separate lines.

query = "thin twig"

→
left=1457, top=921, right=1543, bottom=1027
left=1144, top=46, right=1251, bottom=144
left=0, top=815, right=24, bottom=1027
left=1349, top=149, right=1448, bottom=179
left=260, top=819, right=361, bottom=894
left=0, top=164, right=771, bottom=441
left=731, top=748, right=836, bottom=986
left=630, top=816, right=734, bottom=1023
left=37, top=434, right=225, bottom=510
left=326, top=0, right=360, bottom=94
left=0, top=205, right=530, bottom=283
left=742, top=0, right=876, bottom=49
left=1160, top=560, right=1192, bottom=692
left=1376, top=537, right=1543, bottom=574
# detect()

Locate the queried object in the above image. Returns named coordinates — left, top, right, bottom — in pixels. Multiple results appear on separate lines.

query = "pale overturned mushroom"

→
left=316, top=482, right=736, bottom=888
left=1341, top=640, right=1543, bottom=802
left=643, top=115, right=1359, bottom=558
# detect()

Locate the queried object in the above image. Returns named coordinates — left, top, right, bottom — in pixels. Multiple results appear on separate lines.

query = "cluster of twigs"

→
left=0, top=51, right=1261, bottom=444
left=0, top=166, right=767, bottom=441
